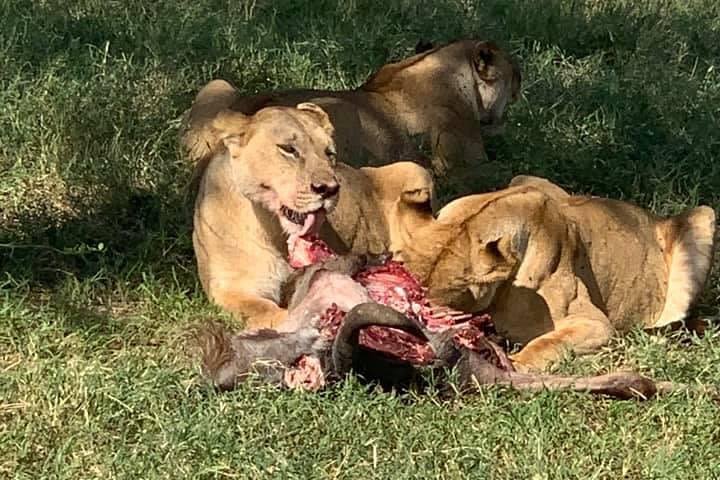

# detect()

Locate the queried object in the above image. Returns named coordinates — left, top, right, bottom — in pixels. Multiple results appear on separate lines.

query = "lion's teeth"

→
left=281, top=206, right=307, bottom=226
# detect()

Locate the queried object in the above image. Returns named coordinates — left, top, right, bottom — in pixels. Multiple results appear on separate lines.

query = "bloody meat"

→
left=288, top=235, right=506, bottom=368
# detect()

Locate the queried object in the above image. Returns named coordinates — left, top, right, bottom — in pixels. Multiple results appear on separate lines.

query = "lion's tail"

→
left=654, top=206, right=716, bottom=328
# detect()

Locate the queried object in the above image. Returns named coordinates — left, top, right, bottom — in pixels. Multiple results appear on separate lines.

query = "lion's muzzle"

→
left=311, top=179, right=339, bottom=199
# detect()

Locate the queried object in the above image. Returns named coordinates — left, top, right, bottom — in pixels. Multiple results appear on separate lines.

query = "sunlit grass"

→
left=1, top=0, right=719, bottom=477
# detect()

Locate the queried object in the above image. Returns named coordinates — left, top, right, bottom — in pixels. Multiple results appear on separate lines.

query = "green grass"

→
left=2, top=0, right=720, bottom=478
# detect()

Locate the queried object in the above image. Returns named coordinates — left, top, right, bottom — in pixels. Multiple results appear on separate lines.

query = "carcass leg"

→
left=458, top=350, right=658, bottom=400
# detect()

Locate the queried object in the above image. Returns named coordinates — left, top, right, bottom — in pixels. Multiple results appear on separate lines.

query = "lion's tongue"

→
left=287, top=211, right=332, bottom=268
left=297, top=211, right=321, bottom=237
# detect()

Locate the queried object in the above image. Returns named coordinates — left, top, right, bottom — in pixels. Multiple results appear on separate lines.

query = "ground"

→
left=1, top=0, right=720, bottom=478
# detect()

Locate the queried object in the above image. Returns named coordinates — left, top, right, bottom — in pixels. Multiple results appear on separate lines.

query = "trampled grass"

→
left=1, top=0, right=720, bottom=478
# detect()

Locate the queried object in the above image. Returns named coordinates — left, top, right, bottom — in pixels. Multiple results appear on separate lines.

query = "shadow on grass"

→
left=1, top=0, right=719, bottom=291
left=1, top=190, right=196, bottom=290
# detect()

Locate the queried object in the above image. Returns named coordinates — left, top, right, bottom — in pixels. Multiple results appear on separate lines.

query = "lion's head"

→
left=363, top=39, right=521, bottom=135
left=471, top=40, right=522, bottom=133
left=398, top=189, right=547, bottom=313
left=212, top=103, right=340, bottom=236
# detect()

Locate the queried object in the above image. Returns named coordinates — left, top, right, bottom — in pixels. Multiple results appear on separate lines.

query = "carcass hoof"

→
left=592, top=372, right=658, bottom=400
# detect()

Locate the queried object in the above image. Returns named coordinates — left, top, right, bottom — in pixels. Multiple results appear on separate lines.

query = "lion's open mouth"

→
left=279, top=206, right=325, bottom=238
left=280, top=205, right=310, bottom=226
left=282, top=206, right=329, bottom=268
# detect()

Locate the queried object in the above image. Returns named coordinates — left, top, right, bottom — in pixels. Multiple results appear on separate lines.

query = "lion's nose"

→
left=311, top=180, right=339, bottom=199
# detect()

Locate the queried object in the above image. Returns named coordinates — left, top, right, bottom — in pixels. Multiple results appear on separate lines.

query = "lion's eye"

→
left=278, top=144, right=298, bottom=157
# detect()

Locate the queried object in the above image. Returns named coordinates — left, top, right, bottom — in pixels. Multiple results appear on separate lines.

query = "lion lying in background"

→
left=190, top=99, right=434, bottom=329
left=398, top=175, right=716, bottom=371
left=182, top=39, right=521, bottom=184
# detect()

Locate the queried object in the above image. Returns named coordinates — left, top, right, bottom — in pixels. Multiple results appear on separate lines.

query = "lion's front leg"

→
left=509, top=312, right=615, bottom=372
left=431, top=125, right=487, bottom=178
left=211, top=288, right=289, bottom=330
left=430, top=124, right=512, bottom=196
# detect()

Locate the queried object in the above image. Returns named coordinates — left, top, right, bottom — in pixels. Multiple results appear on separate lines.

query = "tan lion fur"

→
left=397, top=176, right=716, bottom=371
left=193, top=103, right=341, bottom=329
left=181, top=39, right=521, bottom=184
left=191, top=100, right=434, bottom=329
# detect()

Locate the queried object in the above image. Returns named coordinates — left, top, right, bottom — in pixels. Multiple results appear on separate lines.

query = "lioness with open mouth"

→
left=192, top=103, right=340, bottom=329
left=191, top=100, right=435, bottom=329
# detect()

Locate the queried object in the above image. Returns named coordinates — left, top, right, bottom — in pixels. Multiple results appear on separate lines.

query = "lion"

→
left=191, top=101, right=434, bottom=330
left=182, top=39, right=521, bottom=185
left=396, top=175, right=716, bottom=371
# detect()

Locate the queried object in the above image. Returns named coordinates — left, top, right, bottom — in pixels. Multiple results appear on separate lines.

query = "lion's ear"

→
left=401, top=187, right=433, bottom=213
left=400, top=166, right=436, bottom=213
left=474, top=42, right=500, bottom=81
left=211, top=110, right=250, bottom=154
left=482, top=228, right=528, bottom=265
left=484, top=237, right=510, bottom=262
left=296, top=102, right=334, bottom=135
